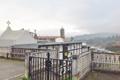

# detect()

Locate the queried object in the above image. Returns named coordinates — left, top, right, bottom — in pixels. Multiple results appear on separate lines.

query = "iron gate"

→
left=29, top=53, right=72, bottom=80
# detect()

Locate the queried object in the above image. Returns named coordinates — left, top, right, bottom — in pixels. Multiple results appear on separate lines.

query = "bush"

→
left=22, top=77, right=31, bottom=80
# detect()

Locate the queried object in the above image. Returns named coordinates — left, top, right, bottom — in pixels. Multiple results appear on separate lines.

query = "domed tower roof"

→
left=61, top=27, right=64, bottom=30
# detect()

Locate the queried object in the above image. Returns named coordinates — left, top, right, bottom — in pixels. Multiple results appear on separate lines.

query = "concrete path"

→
left=0, top=58, right=24, bottom=80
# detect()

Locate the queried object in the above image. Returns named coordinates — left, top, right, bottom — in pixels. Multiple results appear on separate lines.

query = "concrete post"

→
left=25, top=51, right=30, bottom=79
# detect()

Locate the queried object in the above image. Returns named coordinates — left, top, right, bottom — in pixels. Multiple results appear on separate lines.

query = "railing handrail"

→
left=38, top=41, right=82, bottom=47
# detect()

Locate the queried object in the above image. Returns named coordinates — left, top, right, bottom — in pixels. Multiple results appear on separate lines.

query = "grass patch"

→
left=22, top=76, right=31, bottom=80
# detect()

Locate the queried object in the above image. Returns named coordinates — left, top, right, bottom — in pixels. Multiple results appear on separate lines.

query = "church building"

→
left=0, top=21, right=65, bottom=57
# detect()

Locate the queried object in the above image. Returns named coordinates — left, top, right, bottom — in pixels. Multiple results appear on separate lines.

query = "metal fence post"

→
left=45, top=52, right=51, bottom=80
left=91, top=49, right=94, bottom=72
left=63, top=44, right=68, bottom=59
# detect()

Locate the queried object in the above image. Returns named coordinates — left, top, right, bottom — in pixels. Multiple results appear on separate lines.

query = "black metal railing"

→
left=29, top=52, right=72, bottom=80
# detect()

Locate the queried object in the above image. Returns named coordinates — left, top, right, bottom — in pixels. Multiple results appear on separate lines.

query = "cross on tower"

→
left=6, top=20, right=11, bottom=27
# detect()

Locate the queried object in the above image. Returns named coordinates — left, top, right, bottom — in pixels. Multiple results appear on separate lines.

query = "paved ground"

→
left=82, top=71, right=120, bottom=80
left=0, top=58, right=24, bottom=80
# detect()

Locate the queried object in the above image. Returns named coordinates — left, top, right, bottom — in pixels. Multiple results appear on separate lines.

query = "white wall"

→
left=0, top=47, right=11, bottom=57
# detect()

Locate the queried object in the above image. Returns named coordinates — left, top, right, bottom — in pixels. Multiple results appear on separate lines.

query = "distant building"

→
left=35, top=36, right=61, bottom=42
left=34, top=27, right=65, bottom=42
left=0, top=21, right=65, bottom=57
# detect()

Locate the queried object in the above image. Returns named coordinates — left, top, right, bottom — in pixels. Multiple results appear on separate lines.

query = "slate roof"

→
left=0, top=27, right=29, bottom=40
left=0, top=27, right=35, bottom=47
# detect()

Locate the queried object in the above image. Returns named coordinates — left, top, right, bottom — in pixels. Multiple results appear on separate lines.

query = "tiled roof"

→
left=35, top=36, right=60, bottom=40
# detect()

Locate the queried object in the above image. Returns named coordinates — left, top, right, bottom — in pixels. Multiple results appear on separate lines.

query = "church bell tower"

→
left=60, top=27, right=65, bottom=39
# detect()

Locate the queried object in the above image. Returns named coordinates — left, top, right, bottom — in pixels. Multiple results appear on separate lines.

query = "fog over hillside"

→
left=73, top=33, right=120, bottom=48
left=74, top=33, right=120, bottom=40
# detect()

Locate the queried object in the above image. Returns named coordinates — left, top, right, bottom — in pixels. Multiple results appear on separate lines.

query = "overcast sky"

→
left=0, top=0, right=120, bottom=36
